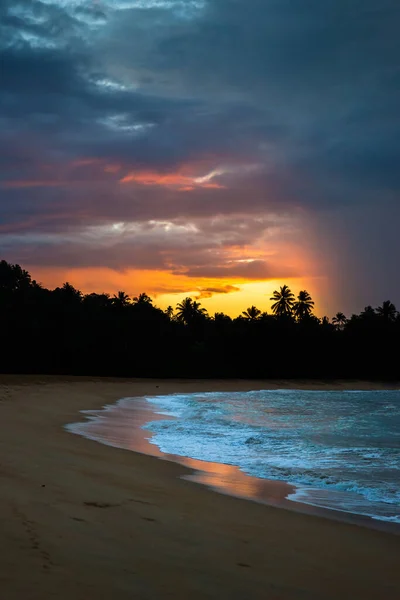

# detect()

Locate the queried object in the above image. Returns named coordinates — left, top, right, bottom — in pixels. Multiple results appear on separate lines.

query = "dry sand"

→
left=0, top=375, right=399, bottom=600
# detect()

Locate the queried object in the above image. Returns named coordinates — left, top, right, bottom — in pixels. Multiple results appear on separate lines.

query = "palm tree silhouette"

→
left=176, top=297, right=192, bottom=323
left=192, top=300, right=208, bottom=317
left=165, top=306, right=174, bottom=319
left=132, top=293, right=152, bottom=304
left=2, top=257, right=400, bottom=381
left=376, top=300, right=397, bottom=322
left=242, top=305, right=261, bottom=321
left=176, top=297, right=207, bottom=325
left=270, top=285, right=295, bottom=317
left=293, top=290, right=314, bottom=321
left=332, top=312, right=347, bottom=329
left=112, top=291, right=131, bottom=308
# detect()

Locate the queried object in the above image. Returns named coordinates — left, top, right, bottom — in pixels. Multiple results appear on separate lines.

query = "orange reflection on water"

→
left=78, top=400, right=294, bottom=508
left=71, top=399, right=400, bottom=532
left=179, top=455, right=294, bottom=505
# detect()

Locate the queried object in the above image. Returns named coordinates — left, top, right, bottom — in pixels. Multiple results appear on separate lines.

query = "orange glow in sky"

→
left=28, top=265, right=328, bottom=318
left=5, top=157, right=331, bottom=316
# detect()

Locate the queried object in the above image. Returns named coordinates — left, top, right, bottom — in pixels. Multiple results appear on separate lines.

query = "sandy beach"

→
left=1, top=376, right=399, bottom=600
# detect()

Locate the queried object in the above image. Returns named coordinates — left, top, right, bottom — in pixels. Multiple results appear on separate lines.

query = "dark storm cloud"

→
left=0, top=0, right=399, bottom=307
left=102, top=0, right=399, bottom=191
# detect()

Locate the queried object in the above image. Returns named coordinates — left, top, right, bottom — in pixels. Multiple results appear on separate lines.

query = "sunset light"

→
left=1, top=0, right=398, bottom=319
left=1, top=2, right=400, bottom=597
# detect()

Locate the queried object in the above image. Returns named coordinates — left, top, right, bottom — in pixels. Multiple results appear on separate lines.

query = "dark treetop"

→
left=1, top=260, right=399, bottom=380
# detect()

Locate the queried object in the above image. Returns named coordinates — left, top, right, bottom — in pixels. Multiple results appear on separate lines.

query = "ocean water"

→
left=141, top=390, right=400, bottom=523
left=67, top=389, right=400, bottom=524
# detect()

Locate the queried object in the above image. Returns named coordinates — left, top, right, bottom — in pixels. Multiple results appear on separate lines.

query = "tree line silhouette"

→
left=1, top=259, right=399, bottom=379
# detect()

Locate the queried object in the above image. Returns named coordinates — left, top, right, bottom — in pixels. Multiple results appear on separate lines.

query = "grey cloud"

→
left=0, top=0, right=399, bottom=312
left=103, top=0, right=400, bottom=197
left=0, top=176, right=290, bottom=236
left=1, top=241, right=167, bottom=271
left=0, top=211, right=298, bottom=282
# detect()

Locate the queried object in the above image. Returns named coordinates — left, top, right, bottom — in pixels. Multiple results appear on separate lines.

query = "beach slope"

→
left=0, top=376, right=399, bottom=600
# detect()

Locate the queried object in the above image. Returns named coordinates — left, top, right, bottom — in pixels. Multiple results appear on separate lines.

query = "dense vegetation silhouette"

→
left=1, top=259, right=399, bottom=379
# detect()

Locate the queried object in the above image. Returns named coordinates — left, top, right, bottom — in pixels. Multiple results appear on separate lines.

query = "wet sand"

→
left=1, top=375, right=399, bottom=600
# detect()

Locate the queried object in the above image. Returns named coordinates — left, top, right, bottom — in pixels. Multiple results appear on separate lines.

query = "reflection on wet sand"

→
left=77, top=399, right=294, bottom=508
left=181, top=457, right=295, bottom=506
left=72, top=398, right=399, bottom=531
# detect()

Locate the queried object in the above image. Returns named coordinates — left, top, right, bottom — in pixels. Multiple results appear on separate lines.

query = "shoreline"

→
left=1, top=375, right=400, bottom=599
left=67, top=391, right=400, bottom=534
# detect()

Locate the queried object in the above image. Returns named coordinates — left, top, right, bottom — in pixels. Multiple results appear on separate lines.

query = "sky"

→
left=1, top=0, right=399, bottom=317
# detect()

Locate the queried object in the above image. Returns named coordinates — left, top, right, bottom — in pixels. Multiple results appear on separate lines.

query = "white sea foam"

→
left=142, top=390, right=400, bottom=522
left=67, top=389, right=400, bottom=523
